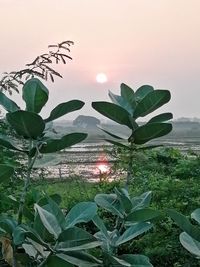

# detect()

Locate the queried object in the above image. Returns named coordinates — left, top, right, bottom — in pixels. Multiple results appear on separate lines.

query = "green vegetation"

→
left=0, top=47, right=199, bottom=266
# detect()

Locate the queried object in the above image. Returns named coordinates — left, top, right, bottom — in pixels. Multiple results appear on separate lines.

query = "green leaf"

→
left=94, top=193, right=124, bottom=218
left=131, top=191, right=152, bottom=211
left=54, top=252, right=101, bottom=267
left=22, top=78, right=49, bottom=113
left=108, top=90, right=134, bottom=115
left=0, top=91, right=20, bottom=112
left=92, top=215, right=109, bottom=240
left=0, top=164, right=14, bottom=183
left=0, top=217, right=17, bottom=235
left=45, top=100, right=85, bottom=123
left=180, top=232, right=200, bottom=258
left=116, top=222, right=153, bottom=246
left=47, top=197, right=66, bottom=229
left=56, top=227, right=100, bottom=251
left=126, top=208, right=161, bottom=222
left=114, top=188, right=132, bottom=214
left=40, top=133, right=87, bottom=153
left=65, top=202, right=97, bottom=228
left=167, top=209, right=200, bottom=242
left=0, top=135, right=26, bottom=152
left=135, top=85, right=154, bottom=101
left=120, top=83, right=136, bottom=110
left=191, top=209, right=200, bottom=225
left=133, top=90, right=171, bottom=118
left=133, top=123, right=172, bottom=145
left=105, top=254, right=131, bottom=266
left=46, top=255, right=73, bottom=267
left=99, top=127, right=124, bottom=140
left=92, top=101, right=132, bottom=128
left=120, top=254, right=153, bottom=267
left=34, top=204, right=61, bottom=238
left=148, top=112, right=173, bottom=123
left=105, top=139, right=130, bottom=150
left=6, top=111, right=45, bottom=139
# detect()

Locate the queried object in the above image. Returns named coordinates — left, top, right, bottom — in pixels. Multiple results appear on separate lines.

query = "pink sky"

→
left=0, top=0, right=200, bottom=120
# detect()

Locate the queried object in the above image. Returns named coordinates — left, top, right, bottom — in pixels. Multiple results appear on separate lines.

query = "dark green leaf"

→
left=116, top=222, right=153, bottom=245
left=131, top=191, right=152, bottom=210
left=22, top=78, right=49, bottom=113
left=167, top=209, right=200, bottom=242
left=148, top=112, right=173, bottom=123
left=45, top=100, right=85, bottom=123
left=94, top=193, right=124, bottom=218
left=40, top=133, right=87, bottom=153
left=56, top=227, right=100, bottom=251
left=135, top=85, right=154, bottom=101
left=0, top=135, right=26, bottom=152
left=126, top=208, right=161, bottom=222
left=34, top=204, right=61, bottom=238
left=114, top=188, right=132, bottom=214
left=180, top=232, right=200, bottom=258
left=99, top=127, right=124, bottom=140
left=133, top=123, right=172, bottom=144
left=0, top=217, right=17, bottom=235
left=6, top=111, right=45, bottom=139
left=105, top=139, right=130, bottom=150
left=92, top=215, right=109, bottom=240
left=120, top=254, right=153, bottom=266
left=92, top=101, right=132, bottom=129
left=46, top=255, right=73, bottom=267
left=0, top=164, right=14, bottom=183
left=54, top=252, right=101, bottom=267
left=108, top=90, right=133, bottom=115
left=0, top=91, right=20, bottom=112
left=120, top=83, right=136, bottom=109
left=65, top=202, right=97, bottom=228
left=133, top=90, right=171, bottom=118
left=191, top=209, right=200, bottom=225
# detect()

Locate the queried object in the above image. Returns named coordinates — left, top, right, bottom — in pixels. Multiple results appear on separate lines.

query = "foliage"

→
left=92, top=83, right=172, bottom=186
left=0, top=41, right=73, bottom=94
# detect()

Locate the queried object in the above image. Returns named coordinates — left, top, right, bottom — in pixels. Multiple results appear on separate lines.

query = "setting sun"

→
left=96, top=73, right=107, bottom=83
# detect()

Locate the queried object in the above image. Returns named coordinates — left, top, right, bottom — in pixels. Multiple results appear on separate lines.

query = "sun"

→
left=96, top=73, right=108, bottom=83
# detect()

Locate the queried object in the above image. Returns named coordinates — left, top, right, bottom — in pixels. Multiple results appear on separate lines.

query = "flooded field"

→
left=34, top=136, right=200, bottom=181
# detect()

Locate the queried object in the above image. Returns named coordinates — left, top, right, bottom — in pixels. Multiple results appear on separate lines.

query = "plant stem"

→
left=17, top=140, right=38, bottom=225
left=125, top=139, right=134, bottom=189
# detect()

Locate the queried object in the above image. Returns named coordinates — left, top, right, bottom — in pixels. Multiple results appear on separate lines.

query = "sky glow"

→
left=0, top=0, right=200, bottom=120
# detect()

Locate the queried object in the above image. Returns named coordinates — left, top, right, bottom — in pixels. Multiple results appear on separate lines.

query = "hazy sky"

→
left=0, top=0, right=200, bottom=120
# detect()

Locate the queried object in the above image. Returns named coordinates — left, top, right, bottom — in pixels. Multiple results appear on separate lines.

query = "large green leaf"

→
left=46, top=255, right=73, bottom=267
left=0, top=217, right=17, bottom=235
left=0, top=135, right=26, bottom=152
left=116, top=222, right=153, bottom=246
left=191, top=209, right=200, bottom=225
left=133, top=123, right=172, bottom=145
left=126, top=208, right=161, bottom=223
left=94, top=193, right=124, bottom=218
left=22, top=78, right=49, bottom=113
left=47, top=197, right=66, bottom=229
left=105, top=254, right=130, bottom=266
left=56, top=227, right=100, bottom=251
left=54, top=252, right=101, bottom=267
left=40, top=133, right=87, bottom=153
left=34, top=204, right=61, bottom=239
left=120, top=254, right=153, bottom=267
left=148, top=112, right=173, bottom=123
left=0, top=91, right=20, bottom=112
left=167, top=209, right=200, bottom=242
left=135, top=85, right=154, bottom=101
left=114, top=188, right=132, bottom=214
left=0, top=164, right=14, bottom=183
left=133, top=90, right=171, bottom=118
left=120, top=83, right=136, bottom=110
left=92, top=215, right=109, bottom=240
left=6, top=111, right=45, bottom=139
left=131, top=191, right=152, bottom=211
left=108, top=90, right=133, bottom=115
left=92, top=101, right=132, bottom=128
left=180, top=232, right=200, bottom=258
left=45, top=100, right=85, bottom=123
left=65, top=202, right=97, bottom=228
